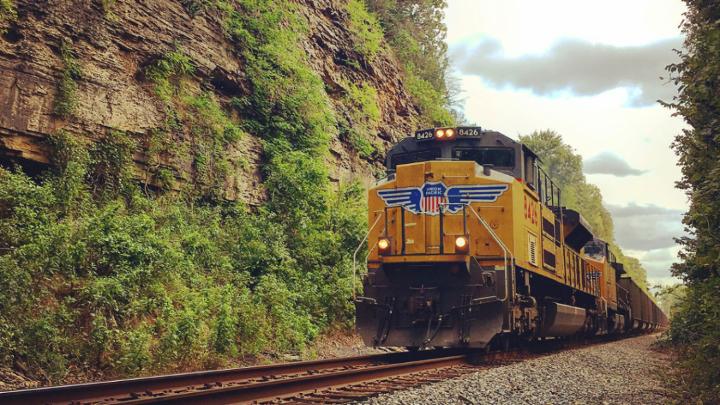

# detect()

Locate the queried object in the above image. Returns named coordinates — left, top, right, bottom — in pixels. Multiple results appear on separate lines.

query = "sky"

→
left=444, top=0, right=688, bottom=286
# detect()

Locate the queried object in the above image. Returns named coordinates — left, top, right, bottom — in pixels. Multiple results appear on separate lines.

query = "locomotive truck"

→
left=355, top=127, right=667, bottom=349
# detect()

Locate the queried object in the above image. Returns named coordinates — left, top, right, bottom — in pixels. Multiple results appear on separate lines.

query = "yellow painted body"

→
left=368, top=160, right=604, bottom=299
left=586, top=256, right=618, bottom=311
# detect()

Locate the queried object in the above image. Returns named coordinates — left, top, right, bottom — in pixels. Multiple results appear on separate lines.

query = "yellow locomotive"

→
left=355, top=127, right=666, bottom=349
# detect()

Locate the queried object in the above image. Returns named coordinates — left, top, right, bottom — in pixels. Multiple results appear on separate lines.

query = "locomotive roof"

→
left=385, top=127, right=540, bottom=180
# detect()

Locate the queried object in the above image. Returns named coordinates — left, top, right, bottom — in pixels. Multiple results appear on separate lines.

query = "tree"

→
left=365, top=0, right=456, bottom=126
left=662, top=1, right=720, bottom=402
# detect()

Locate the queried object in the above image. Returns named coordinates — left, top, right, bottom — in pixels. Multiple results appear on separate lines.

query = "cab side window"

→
left=524, top=154, right=537, bottom=190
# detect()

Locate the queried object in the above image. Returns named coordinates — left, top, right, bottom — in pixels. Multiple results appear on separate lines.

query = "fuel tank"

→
left=538, top=302, right=586, bottom=337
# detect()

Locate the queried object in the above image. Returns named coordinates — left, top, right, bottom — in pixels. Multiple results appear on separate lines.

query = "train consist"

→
left=355, top=127, right=667, bottom=349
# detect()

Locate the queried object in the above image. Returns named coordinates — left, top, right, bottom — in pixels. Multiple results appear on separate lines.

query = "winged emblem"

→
left=445, top=184, right=509, bottom=213
left=378, top=182, right=508, bottom=215
left=377, top=187, right=422, bottom=214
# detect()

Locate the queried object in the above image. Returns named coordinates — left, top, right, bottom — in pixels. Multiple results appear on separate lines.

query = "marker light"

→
left=455, top=236, right=469, bottom=253
left=378, top=238, right=391, bottom=255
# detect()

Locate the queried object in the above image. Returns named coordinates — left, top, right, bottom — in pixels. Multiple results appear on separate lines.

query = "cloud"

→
left=584, top=151, right=646, bottom=176
left=608, top=203, right=683, bottom=218
left=638, top=247, right=678, bottom=280
left=606, top=203, right=684, bottom=250
left=451, top=37, right=681, bottom=106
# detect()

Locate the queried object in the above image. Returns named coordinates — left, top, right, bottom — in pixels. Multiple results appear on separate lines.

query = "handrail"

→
left=352, top=211, right=385, bottom=300
left=465, top=204, right=515, bottom=304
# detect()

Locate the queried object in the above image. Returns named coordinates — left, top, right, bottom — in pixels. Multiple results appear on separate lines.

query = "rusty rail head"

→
left=0, top=348, right=465, bottom=405
left=119, top=355, right=469, bottom=404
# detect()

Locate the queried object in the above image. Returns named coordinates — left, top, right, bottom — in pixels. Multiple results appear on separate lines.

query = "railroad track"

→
left=0, top=334, right=633, bottom=404
left=0, top=348, right=486, bottom=404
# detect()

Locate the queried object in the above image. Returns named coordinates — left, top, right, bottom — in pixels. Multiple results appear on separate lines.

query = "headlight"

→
left=455, top=236, right=469, bottom=253
left=435, top=128, right=455, bottom=140
left=378, top=238, right=390, bottom=254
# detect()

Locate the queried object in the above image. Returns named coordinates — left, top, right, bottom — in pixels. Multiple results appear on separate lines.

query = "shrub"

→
left=180, top=0, right=210, bottom=16
left=145, top=50, right=244, bottom=199
left=53, top=40, right=82, bottom=118
left=342, top=81, right=381, bottom=158
left=365, top=0, right=457, bottom=125
left=88, top=130, right=136, bottom=199
left=406, top=67, right=455, bottom=127
left=0, top=0, right=375, bottom=382
left=346, top=0, right=383, bottom=61
left=145, top=50, right=195, bottom=106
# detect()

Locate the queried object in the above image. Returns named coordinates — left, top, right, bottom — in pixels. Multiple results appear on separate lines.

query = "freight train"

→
left=355, top=127, right=667, bottom=349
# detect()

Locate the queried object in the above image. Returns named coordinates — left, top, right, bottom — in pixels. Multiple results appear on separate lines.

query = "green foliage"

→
left=406, top=67, right=455, bottom=127
left=144, top=50, right=244, bottom=198
left=46, top=130, right=90, bottom=214
left=99, top=0, right=117, bottom=19
left=145, top=50, right=195, bottom=106
left=0, top=139, right=366, bottom=381
left=342, top=81, right=381, bottom=157
left=0, top=0, right=17, bottom=33
left=180, top=0, right=210, bottom=16
left=221, top=0, right=335, bottom=153
left=367, top=0, right=448, bottom=91
left=216, top=0, right=363, bottom=335
left=653, top=283, right=686, bottom=319
left=184, top=91, right=244, bottom=198
left=346, top=0, right=384, bottom=60
left=665, top=280, right=720, bottom=402
left=53, top=40, right=82, bottom=118
left=519, top=130, right=648, bottom=289
left=346, top=81, right=381, bottom=124
left=88, top=130, right=136, bottom=200
left=366, top=0, right=457, bottom=125
left=661, top=1, right=720, bottom=402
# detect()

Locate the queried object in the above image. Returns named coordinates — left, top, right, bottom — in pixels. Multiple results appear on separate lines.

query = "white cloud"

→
left=584, top=152, right=647, bottom=176
left=445, top=0, right=688, bottom=283
left=446, top=0, right=686, bottom=54
left=606, top=203, right=684, bottom=250
left=626, top=246, right=683, bottom=286
left=457, top=76, right=686, bottom=208
left=451, top=37, right=681, bottom=106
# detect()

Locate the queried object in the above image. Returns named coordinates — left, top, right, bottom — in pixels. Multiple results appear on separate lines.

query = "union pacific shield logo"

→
left=421, top=182, right=446, bottom=215
left=378, top=182, right=508, bottom=216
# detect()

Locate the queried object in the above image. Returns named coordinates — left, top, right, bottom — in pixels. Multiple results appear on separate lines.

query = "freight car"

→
left=355, top=127, right=667, bottom=349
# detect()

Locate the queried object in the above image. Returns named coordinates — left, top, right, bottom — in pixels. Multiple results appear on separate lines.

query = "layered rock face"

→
left=0, top=0, right=419, bottom=203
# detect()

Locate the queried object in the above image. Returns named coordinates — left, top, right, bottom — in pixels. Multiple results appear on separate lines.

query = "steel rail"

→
left=0, top=332, right=659, bottom=404
left=119, top=354, right=466, bottom=404
left=0, top=349, right=463, bottom=405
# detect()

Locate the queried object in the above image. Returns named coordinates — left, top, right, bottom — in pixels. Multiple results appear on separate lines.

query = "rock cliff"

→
left=0, top=0, right=420, bottom=203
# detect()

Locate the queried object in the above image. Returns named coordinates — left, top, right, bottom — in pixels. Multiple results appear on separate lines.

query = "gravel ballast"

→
left=358, top=334, right=670, bottom=405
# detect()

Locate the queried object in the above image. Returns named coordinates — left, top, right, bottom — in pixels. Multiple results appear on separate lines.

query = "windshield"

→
left=453, top=148, right=515, bottom=168
left=389, top=149, right=441, bottom=170
left=583, top=240, right=606, bottom=261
